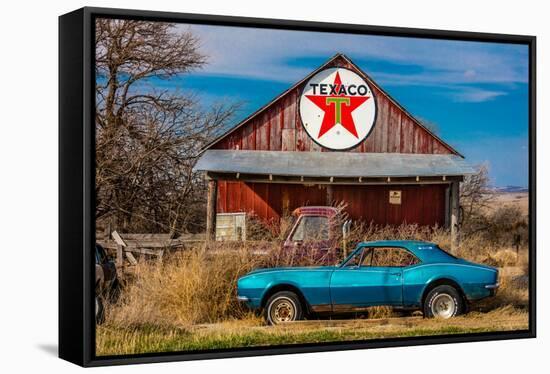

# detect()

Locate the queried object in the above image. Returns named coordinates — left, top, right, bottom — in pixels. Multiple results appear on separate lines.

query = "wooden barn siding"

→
left=212, top=58, right=453, bottom=155
left=217, top=181, right=447, bottom=227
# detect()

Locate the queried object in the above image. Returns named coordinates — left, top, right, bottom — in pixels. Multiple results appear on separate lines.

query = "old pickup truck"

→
left=275, top=206, right=352, bottom=263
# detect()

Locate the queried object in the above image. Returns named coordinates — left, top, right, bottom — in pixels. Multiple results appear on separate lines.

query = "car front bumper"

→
left=485, top=282, right=500, bottom=296
left=236, top=295, right=261, bottom=309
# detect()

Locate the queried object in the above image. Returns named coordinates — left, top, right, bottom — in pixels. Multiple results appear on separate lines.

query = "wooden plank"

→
left=266, top=110, right=272, bottom=150
left=283, top=92, right=297, bottom=130
left=226, top=182, right=239, bottom=212
left=121, top=233, right=172, bottom=240
left=295, top=126, right=307, bottom=152
left=388, top=104, right=402, bottom=153
left=281, top=128, right=296, bottom=151
left=206, top=179, right=218, bottom=241
left=125, top=251, right=138, bottom=265
left=239, top=181, right=247, bottom=213
left=112, top=230, right=127, bottom=247
left=269, top=108, right=281, bottom=150
left=126, top=247, right=163, bottom=256
left=116, top=244, right=124, bottom=267
left=400, top=117, right=414, bottom=153
left=450, top=181, right=460, bottom=254
left=379, top=97, right=389, bottom=153
left=250, top=122, right=257, bottom=150
left=217, top=180, right=227, bottom=212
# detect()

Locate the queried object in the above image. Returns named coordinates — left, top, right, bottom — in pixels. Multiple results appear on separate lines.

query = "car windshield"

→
left=291, top=215, right=329, bottom=242
left=340, top=247, right=363, bottom=267
left=281, top=216, right=298, bottom=241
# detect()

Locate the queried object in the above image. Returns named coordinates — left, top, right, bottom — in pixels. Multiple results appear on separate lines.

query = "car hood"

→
left=246, top=266, right=336, bottom=276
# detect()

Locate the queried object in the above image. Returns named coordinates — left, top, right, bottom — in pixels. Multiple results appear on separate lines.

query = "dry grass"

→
left=106, top=247, right=261, bottom=327
left=96, top=306, right=528, bottom=355
left=99, top=222, right=530, bottom=356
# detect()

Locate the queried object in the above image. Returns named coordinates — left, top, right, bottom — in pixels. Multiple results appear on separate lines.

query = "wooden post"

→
left=116, top=244, right=123, bottom=268
left=206, top=179, right=218, bottom=242
left=326, top=185, right=333, bottom=206
left=450, top=181, right=460, bottom=254
left=112, top=230, right=127, bottom=269
left=444, top=185, right=451, bottom=229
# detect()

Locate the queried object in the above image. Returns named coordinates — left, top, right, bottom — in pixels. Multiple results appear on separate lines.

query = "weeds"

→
left=100, top=221, right=530, bottom=355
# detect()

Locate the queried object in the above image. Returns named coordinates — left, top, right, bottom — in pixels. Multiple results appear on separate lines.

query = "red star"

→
left=305, top=71, right=370, bottom=138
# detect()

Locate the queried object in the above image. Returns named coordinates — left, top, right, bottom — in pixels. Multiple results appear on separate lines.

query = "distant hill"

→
left=492, top=185, right=529, bottom=193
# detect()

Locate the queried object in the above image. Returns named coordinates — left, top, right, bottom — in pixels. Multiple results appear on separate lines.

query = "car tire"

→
left=107, top=278, right=121, bottom=303
left=265, top=291, right=303, bottom=325
left=95, top=296, right=105, bottom=325
left=423, top=285, right=463, bottom=319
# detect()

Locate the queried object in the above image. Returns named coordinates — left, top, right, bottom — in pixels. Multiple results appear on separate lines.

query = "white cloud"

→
left=449, top=87, right=507, bottom=103
left=179, top=23, right=529, bottom=88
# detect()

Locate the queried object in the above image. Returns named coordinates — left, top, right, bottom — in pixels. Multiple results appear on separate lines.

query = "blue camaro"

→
left=237, top=240, right=499, bottom=324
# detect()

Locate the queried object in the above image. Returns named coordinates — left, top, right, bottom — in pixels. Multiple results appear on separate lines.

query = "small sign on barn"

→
left=389, top=190, right=402, bottom=205
left=195, top=53, right=474, bottom=251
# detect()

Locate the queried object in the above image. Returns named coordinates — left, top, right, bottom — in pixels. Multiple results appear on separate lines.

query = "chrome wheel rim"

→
left=431, top=293, right=456, bottom=319
left=270, top=298, right=295, bottom=323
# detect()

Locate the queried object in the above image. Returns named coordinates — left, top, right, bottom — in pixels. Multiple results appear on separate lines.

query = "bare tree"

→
left=417, top=117, right=440, bottom=135
left=95, top=19, right=237, bottom=233
left=460, top=164, right=495, bottom=234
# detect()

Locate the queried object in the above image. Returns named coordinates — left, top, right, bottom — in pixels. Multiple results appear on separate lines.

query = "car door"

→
left=329, top=247, right=404, bottom=310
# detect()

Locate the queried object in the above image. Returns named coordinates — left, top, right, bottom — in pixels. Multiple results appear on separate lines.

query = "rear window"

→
left=415, top=244, right=457, bottom=262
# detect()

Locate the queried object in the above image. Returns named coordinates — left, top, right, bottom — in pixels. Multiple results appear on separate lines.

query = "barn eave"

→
left=194, top=150, right=474, bottom=183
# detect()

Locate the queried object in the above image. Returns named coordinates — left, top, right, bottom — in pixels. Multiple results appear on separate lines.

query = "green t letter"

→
left=326, top=97, right=350, bottom=123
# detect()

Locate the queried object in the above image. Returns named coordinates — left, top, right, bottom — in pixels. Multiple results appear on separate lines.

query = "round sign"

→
left=299, top=67, right=377, bottom=150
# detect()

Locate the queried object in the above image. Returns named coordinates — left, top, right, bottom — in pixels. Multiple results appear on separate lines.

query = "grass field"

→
left=96, top=249, right=529, bottom=356
left=96, top=307, right=528, bottom=355
left=492, top=192, right=529, bottom=215
left=96, top=193, right=531, bottom=356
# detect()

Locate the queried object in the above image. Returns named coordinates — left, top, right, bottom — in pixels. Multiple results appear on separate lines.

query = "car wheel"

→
left=265, top=291, right=303, bottom=325
left=107, top=278, right=121, bottom=303
left=423, top=285, right=463, bottom=319
left=95, top=296, right=105, bottom=324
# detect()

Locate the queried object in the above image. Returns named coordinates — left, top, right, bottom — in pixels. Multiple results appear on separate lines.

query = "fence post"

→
left=450, top=181, right=460, bottom=254
left=206, top=178, right=218, bottom=242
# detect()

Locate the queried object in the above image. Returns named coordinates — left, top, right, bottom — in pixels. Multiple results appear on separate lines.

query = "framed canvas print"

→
left=59, top=7, right=536, bottom=367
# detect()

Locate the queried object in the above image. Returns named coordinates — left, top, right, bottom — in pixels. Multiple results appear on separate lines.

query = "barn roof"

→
left=201, top=53, right=462, bottom=157
left=194, top=150, right=475, bottom=178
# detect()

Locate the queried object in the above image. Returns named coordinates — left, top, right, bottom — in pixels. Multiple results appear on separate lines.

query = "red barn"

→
left=195, top=54, right=473, bottom=247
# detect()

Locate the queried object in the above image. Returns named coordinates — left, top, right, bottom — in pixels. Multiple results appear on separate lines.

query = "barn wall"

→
left=217, top=181, right=447, bottom=227
left=212, top=57, right=454, bottom=155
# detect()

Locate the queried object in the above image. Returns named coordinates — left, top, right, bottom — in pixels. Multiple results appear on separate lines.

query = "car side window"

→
left=371, top=247, right=419, bottom=267
left=291, top=216, right=329, bottom=241
left=360, top=248, right=373, bottom=266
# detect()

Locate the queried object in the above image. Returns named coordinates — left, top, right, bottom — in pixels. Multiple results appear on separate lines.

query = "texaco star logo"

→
left=299, top=67, right=377, bottom=150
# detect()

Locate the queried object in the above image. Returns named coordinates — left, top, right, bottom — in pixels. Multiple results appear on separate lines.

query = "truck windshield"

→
left=292, top=216, right=329, bottom=241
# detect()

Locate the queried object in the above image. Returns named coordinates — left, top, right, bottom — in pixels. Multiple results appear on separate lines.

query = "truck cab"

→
left=282, top=206, right=350, bottom=263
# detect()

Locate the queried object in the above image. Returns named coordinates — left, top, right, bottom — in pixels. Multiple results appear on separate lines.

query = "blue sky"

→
left=157, top=24, right=530, bottom=187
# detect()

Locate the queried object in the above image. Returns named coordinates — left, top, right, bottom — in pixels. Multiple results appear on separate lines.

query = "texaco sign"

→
left=299, top=67, right=377, bottom=150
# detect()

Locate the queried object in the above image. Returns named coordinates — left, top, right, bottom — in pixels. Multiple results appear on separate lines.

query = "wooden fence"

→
left=97, top=230, right=205, bottom=269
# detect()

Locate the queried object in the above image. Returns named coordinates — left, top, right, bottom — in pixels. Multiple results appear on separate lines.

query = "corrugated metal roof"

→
left=194, top=150, right=475, bottom=178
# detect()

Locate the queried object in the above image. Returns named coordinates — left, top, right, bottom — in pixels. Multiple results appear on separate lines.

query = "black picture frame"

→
left=59, top=6, right=536, bottom=367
